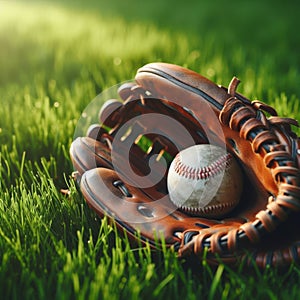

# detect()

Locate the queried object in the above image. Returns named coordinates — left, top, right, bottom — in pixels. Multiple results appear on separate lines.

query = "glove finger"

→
left=80, top=167, right=245, bottom=248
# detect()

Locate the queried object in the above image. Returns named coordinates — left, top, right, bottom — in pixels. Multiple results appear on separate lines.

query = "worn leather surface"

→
left=70, top=62, right=300, bottom=268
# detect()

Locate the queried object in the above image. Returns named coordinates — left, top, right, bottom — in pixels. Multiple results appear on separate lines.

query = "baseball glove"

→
left=70, top=63, right=300, bottom=268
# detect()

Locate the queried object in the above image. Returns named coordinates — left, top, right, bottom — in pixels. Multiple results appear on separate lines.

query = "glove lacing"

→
left=178, top=77, right=300, bottom=265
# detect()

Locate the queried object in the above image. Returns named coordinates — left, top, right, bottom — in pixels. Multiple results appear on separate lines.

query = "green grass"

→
left=0, top=0, right=300, bottom=299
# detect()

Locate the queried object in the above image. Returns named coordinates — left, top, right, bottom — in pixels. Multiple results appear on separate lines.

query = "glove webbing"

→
left=178, top=78, right=300, bottom=264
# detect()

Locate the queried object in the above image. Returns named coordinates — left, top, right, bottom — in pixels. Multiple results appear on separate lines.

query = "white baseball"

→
left=167, top=144, right=243, bottom=217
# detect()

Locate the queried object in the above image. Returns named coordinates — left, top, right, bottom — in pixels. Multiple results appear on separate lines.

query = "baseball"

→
left=167, top=144, right=243, bottom=218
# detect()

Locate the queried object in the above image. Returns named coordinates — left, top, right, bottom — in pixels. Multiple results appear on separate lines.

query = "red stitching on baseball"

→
left=174, top=151, right=232, bottom=180
left=179, top=200, right=236, bottom=215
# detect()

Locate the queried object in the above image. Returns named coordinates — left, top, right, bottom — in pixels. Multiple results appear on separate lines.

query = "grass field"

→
left=1, top=0, right=300, bottom=299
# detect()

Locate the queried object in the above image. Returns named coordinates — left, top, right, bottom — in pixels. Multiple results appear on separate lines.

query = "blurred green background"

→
left=2, top=0, right=300, bottom=91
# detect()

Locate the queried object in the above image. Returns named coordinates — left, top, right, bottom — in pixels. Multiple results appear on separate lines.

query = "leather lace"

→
left=179, top=78, right=300, bottom=267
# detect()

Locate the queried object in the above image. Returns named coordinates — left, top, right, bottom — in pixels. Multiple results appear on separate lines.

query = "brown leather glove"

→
left=70, top=63, right=300, bottom=268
